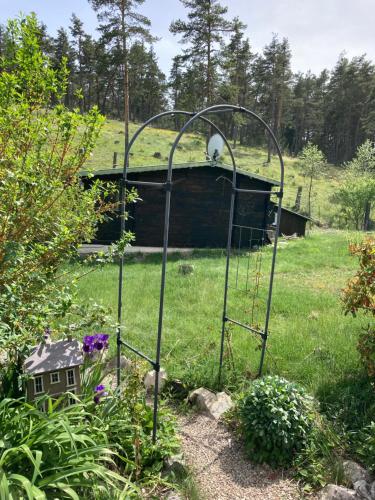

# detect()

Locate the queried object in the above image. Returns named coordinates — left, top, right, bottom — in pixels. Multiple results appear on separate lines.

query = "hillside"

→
left=86, top=119, right=344, bottom=223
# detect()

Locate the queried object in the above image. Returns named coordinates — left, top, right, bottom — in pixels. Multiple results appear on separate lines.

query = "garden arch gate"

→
left=116, top=104, right=285, bottom=442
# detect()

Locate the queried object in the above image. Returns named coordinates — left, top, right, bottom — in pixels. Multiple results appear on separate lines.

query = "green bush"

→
left=238, top=376, right=315, bottom=466
left=356, top=422, right=375, bottom=472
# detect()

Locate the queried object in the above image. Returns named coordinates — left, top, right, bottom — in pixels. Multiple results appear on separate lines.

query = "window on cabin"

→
left=66, top=369, right=75, bottom=387
left=34, top=375, right=44, bottom=394
left=50, top=372, right=60, bottom=384
left=68, top=388, right=76, bottom=406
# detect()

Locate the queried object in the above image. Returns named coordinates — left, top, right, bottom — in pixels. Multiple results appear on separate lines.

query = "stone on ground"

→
left=320, top=484, right=356, bottom=500
left=343, top=460, right=372, bottom=486
left=188, top=387, right=233, bottom=419
left=104, top=355, right=132, bottom=375
left=163, top=453, right=187, bottom=476
left=144, top=368, right=167, bottom=393
left=354, top=480, right=372, bottom=500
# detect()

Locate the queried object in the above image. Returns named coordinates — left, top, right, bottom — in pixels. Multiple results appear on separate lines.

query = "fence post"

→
left=113, top=151, right=118, bottom=169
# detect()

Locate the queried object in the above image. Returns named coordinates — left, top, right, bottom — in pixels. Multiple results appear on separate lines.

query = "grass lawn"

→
left=85, top=119, right=344, bottom=224
left=75, top=229, right=374, bottom=428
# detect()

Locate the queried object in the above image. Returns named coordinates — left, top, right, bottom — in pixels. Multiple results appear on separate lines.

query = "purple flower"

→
left=94, top=341, right=104, bottom=351
left=83, top=335, right=95, bottom=345
left=93, top=384, right=107, bottom=404
left=82, top=333, right=109, bottom=355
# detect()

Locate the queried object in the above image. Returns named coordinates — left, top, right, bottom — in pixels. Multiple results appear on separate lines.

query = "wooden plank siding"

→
left=84, top=165, right=274, bottom=248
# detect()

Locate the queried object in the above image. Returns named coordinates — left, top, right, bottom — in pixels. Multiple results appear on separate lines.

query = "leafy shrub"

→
left=342, top=237, right=375, bottom=378
left=238, top=376, right=315, bottom=466
left=0, top=396, right=138, bottom=499
left=356, top=422, right=375, bottom=472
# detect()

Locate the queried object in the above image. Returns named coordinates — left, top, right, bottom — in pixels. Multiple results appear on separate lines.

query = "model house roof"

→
left=24, top=339, right=83, bottom=375
left=80, top=160, right=280, bottom=187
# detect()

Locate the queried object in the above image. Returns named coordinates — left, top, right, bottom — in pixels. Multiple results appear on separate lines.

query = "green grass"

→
left=85, top=118, right=344, bottom=223
left=75, top=230, right=373, bottom=428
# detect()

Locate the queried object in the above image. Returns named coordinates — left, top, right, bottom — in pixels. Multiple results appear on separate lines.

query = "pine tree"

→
left=218, top=16, right=253, bottom=144
left=88, top=0, right=155, bottom=150
left=170, top=0, right=235, bottom=105
left=252, top=35, right=292, bottom=162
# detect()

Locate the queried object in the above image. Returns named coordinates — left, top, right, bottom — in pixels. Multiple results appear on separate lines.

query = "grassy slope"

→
left=75, top=230, right=373, bottom=426
left=85, top=119, right=343, bottom=223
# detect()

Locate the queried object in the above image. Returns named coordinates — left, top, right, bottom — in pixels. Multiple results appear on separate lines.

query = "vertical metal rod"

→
left=245, top=228, right=253, bottom=291
left=116, top=177, right=126, bottom=388
left=152, top=184, right=172, bottom=443
left=235, top=225, right=242, bottom=288
left=218, top=186, right=236, bottom=387
left=258, top=193, right=283, bottom=376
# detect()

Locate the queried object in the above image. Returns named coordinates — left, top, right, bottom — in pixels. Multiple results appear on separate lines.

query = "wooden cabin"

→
left=80, top=161, right=280, bottom=248
left=269, top=201, right=311, bottom=237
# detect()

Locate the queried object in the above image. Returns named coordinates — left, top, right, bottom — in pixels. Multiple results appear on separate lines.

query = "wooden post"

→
left=113, top=151, right=118, bottom=169
left=294, top=186, right=302, bottom=211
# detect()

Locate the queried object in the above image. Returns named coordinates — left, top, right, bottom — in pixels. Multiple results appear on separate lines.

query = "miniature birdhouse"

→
left=23, top=338, right=83, bottom=405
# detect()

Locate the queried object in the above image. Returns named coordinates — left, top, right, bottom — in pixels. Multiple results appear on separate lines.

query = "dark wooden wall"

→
left=278, top=210, right=308, bottom=237
left=88, top=166, right=272, bottom=247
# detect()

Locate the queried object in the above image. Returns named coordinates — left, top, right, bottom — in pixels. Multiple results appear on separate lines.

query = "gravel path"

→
left=179, top=413, right=303, bottom=500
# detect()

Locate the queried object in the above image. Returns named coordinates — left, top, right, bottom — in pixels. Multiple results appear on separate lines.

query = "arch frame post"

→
left=116, top=104, right=284, bottom=442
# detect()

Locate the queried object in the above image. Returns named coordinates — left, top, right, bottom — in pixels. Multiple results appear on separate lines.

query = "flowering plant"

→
left=82, top=333, right=109, bottom=354
left=93, top=384, right=108, bottom=404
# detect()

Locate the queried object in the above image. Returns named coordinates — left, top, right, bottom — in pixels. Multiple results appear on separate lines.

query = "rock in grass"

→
left=104, top=355, right=132, bottom=375
left=353, top=480, right=372, bottom=500
left=163, top=453, right=187, bottom=476
left=153, top=151, right=162, bottom=159
left=188, top=387, right=233, bottom=420
left=343, top=461, right=372, bottom=486
left=178, top=264, right=194, bottom=275
left=319, top=484, right=356, bottom=499
left=144, top=368, right=167, bottom=393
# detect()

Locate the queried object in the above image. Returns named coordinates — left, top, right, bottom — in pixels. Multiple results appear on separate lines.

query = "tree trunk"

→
left=308, top=175, right=313, bottom=217
left=363, top=201, right=371, bottom=231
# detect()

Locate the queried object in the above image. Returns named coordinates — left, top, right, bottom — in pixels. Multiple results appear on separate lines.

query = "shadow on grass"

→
left=316, top=370, right=374, bottom=431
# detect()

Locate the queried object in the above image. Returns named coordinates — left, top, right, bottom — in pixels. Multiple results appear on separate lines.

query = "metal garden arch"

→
left=116, top=104, right=284, bottom=442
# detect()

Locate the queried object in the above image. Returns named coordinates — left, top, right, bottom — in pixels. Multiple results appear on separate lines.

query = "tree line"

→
left=1, top=0, right=374, bottom=164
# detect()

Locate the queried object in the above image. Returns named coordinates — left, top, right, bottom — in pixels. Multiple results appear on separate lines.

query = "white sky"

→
left=1, top=0, right=375, bottom=77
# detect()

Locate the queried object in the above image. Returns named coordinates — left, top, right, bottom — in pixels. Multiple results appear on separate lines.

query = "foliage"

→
left=238, top=376, right=316, bottom=466
left=96, top=362, right=180, bottom=479
left=0, top=15, right=135, bottom=385
left=356, top=422, right=375, bottom=472
left=0, top=396, right=138, bottom=499
left=342, top=237, right=375, bottom=378
left=332, top=141, right=375, bottom=229
left=298, top=142, right=326, bottom=216
left=294, top=415, right=345, bottom=491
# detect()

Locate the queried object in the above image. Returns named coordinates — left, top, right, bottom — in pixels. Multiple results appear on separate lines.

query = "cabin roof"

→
left=24, top=339, right=83, bottom=375
left=79, top=160, right=280, bottom=186
left=270, top=201, right=312, bottom=220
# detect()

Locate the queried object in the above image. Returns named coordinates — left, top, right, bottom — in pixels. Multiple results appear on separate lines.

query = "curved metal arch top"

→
left=116, top=105, right=285, bottom=443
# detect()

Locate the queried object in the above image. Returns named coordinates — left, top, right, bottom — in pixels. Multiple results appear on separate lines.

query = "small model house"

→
left=24, top=338, right=83, bottom=404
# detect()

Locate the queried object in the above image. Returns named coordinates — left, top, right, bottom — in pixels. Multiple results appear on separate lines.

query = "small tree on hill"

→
left=332, top=140, right=375, bottom=230
left=299, top=143, right=326, bottom=217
